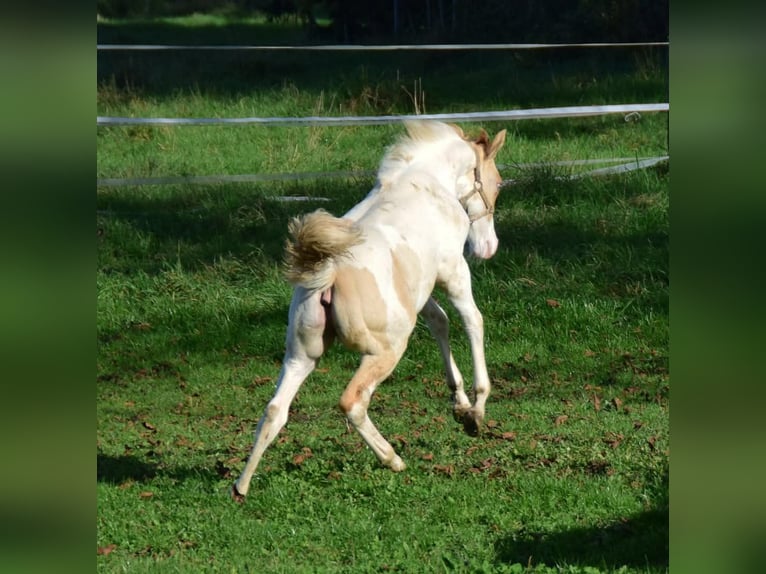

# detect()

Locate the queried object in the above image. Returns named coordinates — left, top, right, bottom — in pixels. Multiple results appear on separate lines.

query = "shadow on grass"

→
left=97, top=180, right=368, bottom=274
left=494, top=506, right=668, bottom=570
left=97, top=453, right=159, bottom=483
left=97, top=453, right=228, bottom=485
left=494, top=470, right=668, bottom=570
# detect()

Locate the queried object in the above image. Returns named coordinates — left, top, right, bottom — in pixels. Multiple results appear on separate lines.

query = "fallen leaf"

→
left=554, top=414, right=569, bottom=426
left=142, top=421, right=156, bottom=432
left=501, top=431, right=517, bottom=441
left=603, top=433, right=624, bottom=449
left=97, top=544, right=117, bottom=556
left=292, top=446, right=314, bottom=465
left=593, top=395, right=602, bottom=412
left=250, top=375, right=273, bottom=386
left=433, top=464, right=454, bottom=476
left=392, top=434, right=408, bottom=448
left=421, top=452, right=434, bottom=461
left=647, top=436, right=657, bottom=451
left=613, top=397, right=624, bottom=410
left=139, top=491, right=154, bottom=499
left=584, top=349, right=597, bottom=357
left=546, top=298, right=560, bottom=308
left=633, top=421, right=644, bottom=430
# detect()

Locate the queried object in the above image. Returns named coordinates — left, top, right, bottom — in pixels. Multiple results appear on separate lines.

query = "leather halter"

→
left=458, top=153, right=494, bottom=223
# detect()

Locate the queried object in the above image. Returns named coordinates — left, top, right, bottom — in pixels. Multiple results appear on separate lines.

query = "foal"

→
left=233, top=120, right=506, bottom=498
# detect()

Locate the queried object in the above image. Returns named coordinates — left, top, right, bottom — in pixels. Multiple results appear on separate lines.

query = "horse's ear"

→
left=487, top=129, right=507, bottom=160
left=448, top=123, right=465, bottom=139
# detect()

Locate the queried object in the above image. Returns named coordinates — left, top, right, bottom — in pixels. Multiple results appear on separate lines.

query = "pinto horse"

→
left=233, top=120, right=507, bottom=498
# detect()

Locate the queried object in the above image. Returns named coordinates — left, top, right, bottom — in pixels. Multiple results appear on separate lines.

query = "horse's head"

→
left=460, top=127, right=507, bottom=259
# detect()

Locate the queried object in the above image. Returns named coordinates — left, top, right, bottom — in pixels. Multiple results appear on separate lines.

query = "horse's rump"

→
left=283, top=209, right=364, bottom=292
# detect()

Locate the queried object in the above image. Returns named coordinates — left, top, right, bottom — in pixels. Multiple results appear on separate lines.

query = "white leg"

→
left=233, top=356, right=314, bottom=498
left=420, top=297, right=471, bottom=421
left=233, top=289, right=328, bottom=499
left=440, top=261, right=491, bottom=436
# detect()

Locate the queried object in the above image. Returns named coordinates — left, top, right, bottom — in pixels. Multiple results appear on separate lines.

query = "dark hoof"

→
left=462, top=411, right=481, bottom=437
left=231, top=484, right=246, bottom=503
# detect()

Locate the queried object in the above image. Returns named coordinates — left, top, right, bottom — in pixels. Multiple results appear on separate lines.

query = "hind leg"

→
left=233, top=288, right=330, bottom=499
left=420, top=297, right=471, bottom=422
left=339, top=349, right=406, bottom=471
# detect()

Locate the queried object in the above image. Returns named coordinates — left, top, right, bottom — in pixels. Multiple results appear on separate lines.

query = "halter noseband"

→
left=458, top=157, right=494, bottom=223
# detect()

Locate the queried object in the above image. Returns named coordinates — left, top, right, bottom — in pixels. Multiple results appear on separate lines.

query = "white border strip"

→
left=97, top=42, right=669, bottom=51
left=97, top=157, right=668, bottom=188
left=98, top=103, right=668, bottom=127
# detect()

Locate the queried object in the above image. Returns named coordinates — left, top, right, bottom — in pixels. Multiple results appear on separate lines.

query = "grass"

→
left=97, top=15, right=668, bottom=573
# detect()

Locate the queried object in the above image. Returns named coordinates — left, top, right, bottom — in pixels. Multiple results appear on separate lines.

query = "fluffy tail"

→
left=283, top=209, right=364, bottom=291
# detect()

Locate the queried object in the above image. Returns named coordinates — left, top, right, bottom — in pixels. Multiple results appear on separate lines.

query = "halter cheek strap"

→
left=458, top=163, right=494, bottom=223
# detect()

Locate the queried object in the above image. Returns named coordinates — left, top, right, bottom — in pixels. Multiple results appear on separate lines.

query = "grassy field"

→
left=97, top=16, right=668, bottom=573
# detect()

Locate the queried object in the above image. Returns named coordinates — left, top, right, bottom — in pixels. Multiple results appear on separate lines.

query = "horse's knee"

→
left=263, top=401, right=288, bottom=431
left=339, top=386, right=367, bottom=425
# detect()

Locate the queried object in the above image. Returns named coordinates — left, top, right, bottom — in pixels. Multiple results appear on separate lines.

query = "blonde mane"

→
left=377, top=120, right=467, bottom=186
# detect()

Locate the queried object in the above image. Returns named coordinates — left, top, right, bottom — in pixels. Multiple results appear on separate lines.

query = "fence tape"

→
left=568, top=155, right=668, bottom=178
left=97, top=156, right=668, bottom=188
left=97, top=42, right=668, bottom=52
left=98, top=103, right=668, bottom=127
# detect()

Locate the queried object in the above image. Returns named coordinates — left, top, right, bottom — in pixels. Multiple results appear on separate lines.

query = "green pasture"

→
left=97, top=16, right=668, bottom=573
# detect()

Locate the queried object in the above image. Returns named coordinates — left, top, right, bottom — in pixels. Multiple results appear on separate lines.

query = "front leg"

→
left=440, top=260, right=491, bottom=436
left=420, top=297, right=471, bottom=422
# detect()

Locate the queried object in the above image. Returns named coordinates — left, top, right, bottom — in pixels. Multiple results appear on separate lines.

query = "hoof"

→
left=388, top=455, right=406, bottom=472
left=462, top=411, right=482, bottom=437
left=453, top=405, right=470, bottom=424
left=231, top=483, right=246, bottom=503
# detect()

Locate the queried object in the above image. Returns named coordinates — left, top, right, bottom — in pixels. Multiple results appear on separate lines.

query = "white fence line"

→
left=97, top=41, right=668, bottom=52
left=98, top=103, right=668, bottom=127
left=97, top=156, right=668, bottom=188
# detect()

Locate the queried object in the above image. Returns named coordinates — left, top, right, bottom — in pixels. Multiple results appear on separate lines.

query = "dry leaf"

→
left=554, top=415, right=569, bottom=426
left=292, top=447, right=314, bottom=465
left=613, top=397, right=624, bottom=410
left=593, top=395, right=602, bottom=412
left=97, top=544, right=117, bottom=556
left=433, top=464, right=454, bottom=476
left=546, top=298, right=560, bottom=308
left=421, top=452, right=434, bottom=461
left=501, top=431, right=517, bottom=441
left=603, top=433, right=624, bottom=449
left=139, top=491, right=154, bottom=499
